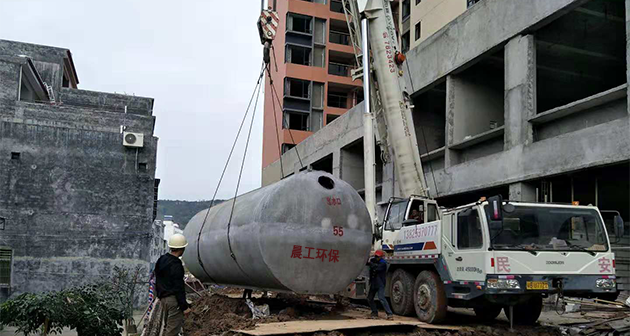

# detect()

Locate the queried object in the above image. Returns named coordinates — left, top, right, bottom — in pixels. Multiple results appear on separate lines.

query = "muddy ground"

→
left=182, top=290, right=573, bottom=336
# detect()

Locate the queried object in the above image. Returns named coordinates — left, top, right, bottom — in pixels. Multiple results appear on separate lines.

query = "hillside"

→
left=156, top=199, right=225, bottom=228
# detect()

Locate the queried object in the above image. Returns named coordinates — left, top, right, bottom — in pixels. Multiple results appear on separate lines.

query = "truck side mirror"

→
left=614, top=215, right=624, bottom=239
left=487, top=195, right=504, bottom=221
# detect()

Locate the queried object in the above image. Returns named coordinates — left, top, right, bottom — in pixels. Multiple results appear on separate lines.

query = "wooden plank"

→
left=236, top=319, right=460, bottom=335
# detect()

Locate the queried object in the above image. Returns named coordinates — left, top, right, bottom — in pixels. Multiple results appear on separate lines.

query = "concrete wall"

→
left=410, top=0, right=468, bottom=48
left=0, top=41, right=158, bottom=305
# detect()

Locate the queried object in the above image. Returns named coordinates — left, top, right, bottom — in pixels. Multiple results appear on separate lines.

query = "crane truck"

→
left=338, top=0, right=625, bottom=325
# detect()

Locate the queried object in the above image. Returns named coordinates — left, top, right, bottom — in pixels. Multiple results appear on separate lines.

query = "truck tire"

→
left=389, top=269, right=415, bottom=316
left=473, top=305, right=502, bottom=322
left=413, top=270, right=447, bottom=324
left=504, top=295, right=543, bottom=325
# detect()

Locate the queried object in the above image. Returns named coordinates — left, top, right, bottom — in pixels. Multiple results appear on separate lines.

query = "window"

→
left=0, top=248, right=12, bottom=287
left=285, top=78, right=311, bottom=98
left=287, top=13, right=312, bottom=34
left=282, top=143, right=296, bottom=154
left=328, top=62, right=350, bottom=77
left=385, top=201, right=408, bottom=230
left=328, top=91, right=347, bottom=108
left=467, top=0, right=481, bottom=8
left=326, top=114, right=339, bottom=124
left=284, top=111, right=309, bottom=131
left=415, top=22, right=421, bottom=41
left=286, top=45, right=312, bottom=65
left=457, top=209, right=483, bottom=249
left=138, top=163, right=148, bottom=172
left=0, top=217, right=5, bottom=230
left=11, top=152, right=20, bottom=160
left=416, top=0, right=421, bottom=4
left=427, top=203, right=438, bottom=222
left=330, top=0, right=344, bottom=13
left=402, top=32, right=410, bottom=53
left=402, top=0, right=411, bottom=20
left=330, top=31, right=350, bottom=45
left=314, top=0, right=327, bottom=3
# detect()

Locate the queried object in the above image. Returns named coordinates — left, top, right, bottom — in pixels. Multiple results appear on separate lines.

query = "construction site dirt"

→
left=180, top=291, right=576, bottom=336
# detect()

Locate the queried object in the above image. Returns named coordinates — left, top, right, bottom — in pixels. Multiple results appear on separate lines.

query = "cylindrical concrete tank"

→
left=183, top=171, right=372, bottom=294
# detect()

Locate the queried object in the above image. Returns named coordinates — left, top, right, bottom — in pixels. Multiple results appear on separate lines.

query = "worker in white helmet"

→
left=155, top=233, right=191, bottom=336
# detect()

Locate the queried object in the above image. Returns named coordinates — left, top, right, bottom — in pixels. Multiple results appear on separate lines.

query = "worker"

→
left=367, top=250, right=394, bottom=320
left=155, top=233, right=191, bottom=336
left=410, top=209, right=424, bottom=223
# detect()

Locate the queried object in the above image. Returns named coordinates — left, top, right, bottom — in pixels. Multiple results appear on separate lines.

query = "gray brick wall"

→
left=0, top=40, right=159, bottom=306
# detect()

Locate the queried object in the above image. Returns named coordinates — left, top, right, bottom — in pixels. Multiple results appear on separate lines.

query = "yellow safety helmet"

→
left=168, top=233, right=188, bottom=249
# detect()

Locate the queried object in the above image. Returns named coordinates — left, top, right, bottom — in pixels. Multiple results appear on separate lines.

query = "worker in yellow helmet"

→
left=155, top=233, right=191, bottom=336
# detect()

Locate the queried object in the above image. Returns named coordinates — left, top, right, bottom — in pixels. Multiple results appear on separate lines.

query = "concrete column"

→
left=332, top=149, right=341, bottom=178
left=444, top=75, right=459, bottom=167
left=504, top=35, right=536, bottom=149
left=509, top=182, right=537, bottom=202
left=626, top=0, right=630, bottom=116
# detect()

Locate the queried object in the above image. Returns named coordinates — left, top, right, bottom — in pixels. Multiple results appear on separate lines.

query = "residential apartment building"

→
left=261, top=0, right=364, bottom=171
left=397, top=0, right=481, bottom=53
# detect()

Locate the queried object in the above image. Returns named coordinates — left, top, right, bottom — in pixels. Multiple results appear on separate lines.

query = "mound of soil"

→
left=183, top=294, right=255, bottom=336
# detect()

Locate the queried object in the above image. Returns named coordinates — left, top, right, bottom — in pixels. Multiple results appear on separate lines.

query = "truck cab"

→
left=384, top=195, right=622, bottom=325
left=376, top=196, right=440, bottom=252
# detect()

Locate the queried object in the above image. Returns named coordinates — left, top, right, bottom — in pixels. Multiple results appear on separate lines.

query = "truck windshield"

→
left=488, top=206, right=608, bottom=252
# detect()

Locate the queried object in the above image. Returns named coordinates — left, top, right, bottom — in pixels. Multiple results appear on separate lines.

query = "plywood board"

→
left=236, top=318, right=460, bottom=335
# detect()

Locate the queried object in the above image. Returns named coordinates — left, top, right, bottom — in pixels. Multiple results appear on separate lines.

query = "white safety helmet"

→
left=168, top=233, right=188, bottom=249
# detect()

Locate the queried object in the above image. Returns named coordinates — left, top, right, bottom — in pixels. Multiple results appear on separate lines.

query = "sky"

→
left=0, top=0, right=266, bottom=201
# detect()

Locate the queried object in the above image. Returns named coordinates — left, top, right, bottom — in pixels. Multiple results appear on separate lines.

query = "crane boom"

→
left=356, top=0, right=428, bottom=199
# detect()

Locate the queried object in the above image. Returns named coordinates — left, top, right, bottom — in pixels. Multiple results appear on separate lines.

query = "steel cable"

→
left=195, top=62, right=266, bottom=286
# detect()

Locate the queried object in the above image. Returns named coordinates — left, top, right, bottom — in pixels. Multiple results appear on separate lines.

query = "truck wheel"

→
left=504, top=295, right=543, bottom=325
left=473, top=305, right=502, bottom=322
left=413, top=270, right=447, bottom=324
left=389, top=269, right=415, bottom=316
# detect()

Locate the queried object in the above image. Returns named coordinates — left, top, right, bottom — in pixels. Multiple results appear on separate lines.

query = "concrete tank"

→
left=183, top=171, right=372, bottom=294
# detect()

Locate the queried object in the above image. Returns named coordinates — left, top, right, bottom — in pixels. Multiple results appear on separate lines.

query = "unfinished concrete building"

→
left=0, top=40, right=159, bottom=302
left=262, top=0, right=630, bottom=292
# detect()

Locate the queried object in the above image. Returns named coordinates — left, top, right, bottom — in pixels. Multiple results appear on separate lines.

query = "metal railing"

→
left=328, top=62, right=352, bottom=77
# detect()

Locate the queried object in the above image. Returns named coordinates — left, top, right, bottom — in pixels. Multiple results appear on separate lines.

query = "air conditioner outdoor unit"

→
left=123, top=132, right=144, bottom=148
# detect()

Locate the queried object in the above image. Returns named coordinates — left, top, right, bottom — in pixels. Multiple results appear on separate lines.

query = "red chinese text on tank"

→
left=291, top=245, right=339, bottom=263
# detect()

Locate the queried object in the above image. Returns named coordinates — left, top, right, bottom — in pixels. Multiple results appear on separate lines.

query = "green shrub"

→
left=0, top=282, right=129, bottom=336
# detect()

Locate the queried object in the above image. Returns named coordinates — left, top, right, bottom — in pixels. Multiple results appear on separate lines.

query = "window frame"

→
left=456, top=208, right=484, bottom=250
left=0, top=248, right=13, bottom=288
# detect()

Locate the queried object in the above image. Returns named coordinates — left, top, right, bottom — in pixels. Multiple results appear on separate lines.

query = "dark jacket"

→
left=368, top=257, right=388, bottom=289
left=154, top=253, right=189, bottom=311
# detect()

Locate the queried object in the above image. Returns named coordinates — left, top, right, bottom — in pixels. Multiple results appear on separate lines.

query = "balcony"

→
left=328, top=62, right=351, bottom=77
left=328, top=49, right=356, bottom=79
left=330, top=31, right=350, bottom=45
